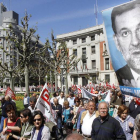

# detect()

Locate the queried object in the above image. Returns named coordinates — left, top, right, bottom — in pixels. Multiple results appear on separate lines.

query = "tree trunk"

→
left=39, top=76, right=41, bottom=92
left=19, top=80, right=23, bottom=92
left=10, top=73, right=14, bottom=91
left=65, top=72, right=68, bottom=95
left=55, top=62, right=57, bottom=91
left=50, top=70, right=53, bottom=93
left=24, top=65, right=29, bottom=96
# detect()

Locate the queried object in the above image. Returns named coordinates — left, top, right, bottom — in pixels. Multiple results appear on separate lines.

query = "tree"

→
left=4, top=12, right=41, bottom=95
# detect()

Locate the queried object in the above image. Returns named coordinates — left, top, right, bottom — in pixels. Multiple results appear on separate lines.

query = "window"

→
left=92, top=60, right=96, bottom=69
left=73, top=39, right=77, bottom=45
left=6, top=79, right=9, bottom=82
left=105, top=74, right=110, bottom=83
left=105, top=58, right=109, bottom=70
left=91, top=35, right=95, bottom=41
left=91, top=46, right=95, bottom=54
left=82, top=48, right=86, bottom=55
left=83, top=61, right=87, bottom=70
left=73, top=49, right=77, bottom=56
left=82, top=38, right=86, bottom=43
left=74, top=77, right=78, bottom=85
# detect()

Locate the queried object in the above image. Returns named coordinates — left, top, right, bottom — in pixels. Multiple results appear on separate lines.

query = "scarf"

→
left=32, top=125, right=44, bottom=140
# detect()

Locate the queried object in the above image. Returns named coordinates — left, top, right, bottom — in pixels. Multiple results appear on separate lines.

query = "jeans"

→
left=0, top=116, right=7, bottom=132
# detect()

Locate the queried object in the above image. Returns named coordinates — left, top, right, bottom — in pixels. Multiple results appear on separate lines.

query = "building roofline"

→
left=56, top=24, right=103, bottom=39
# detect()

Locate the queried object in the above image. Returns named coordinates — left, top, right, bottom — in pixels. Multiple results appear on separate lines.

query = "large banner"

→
left=102, top=1, right=140, bottom=97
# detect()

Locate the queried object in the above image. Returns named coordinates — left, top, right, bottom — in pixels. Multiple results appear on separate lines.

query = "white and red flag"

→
left=5, top=87, right=16, bottom=100
left=35, top=83, right=54, bottom=122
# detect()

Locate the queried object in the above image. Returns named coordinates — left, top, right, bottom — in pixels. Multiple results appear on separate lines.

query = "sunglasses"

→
left=33, top=118, right=41, bottom=122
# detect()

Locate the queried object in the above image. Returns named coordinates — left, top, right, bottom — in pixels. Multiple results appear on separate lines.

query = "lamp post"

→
left=45, top=75, right=47, bottom=85
left=60, top=64, right=64, bottom=91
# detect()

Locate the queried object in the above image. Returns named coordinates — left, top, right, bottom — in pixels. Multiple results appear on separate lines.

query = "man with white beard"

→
left=91, top=102, right=126, bottom=140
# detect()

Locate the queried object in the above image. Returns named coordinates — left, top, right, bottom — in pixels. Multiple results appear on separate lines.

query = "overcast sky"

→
left=0, top=0, right=131, bottom=43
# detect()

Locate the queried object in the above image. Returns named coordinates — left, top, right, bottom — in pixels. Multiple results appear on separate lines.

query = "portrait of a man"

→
left=111, top=1, right=140, bottom=87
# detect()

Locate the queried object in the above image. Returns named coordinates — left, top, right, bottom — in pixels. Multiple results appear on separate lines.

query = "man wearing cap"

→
left=0, top=96, right=10, bottom=132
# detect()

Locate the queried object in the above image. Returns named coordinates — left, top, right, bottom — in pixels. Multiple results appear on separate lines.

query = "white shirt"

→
left=24, top=97, right=28, bottom=105
left=28, top=106, right=34, bottom=113
left=82, top=111, right=96, bottom=136
left=67, top=97, right=75, bottom=107
left=58, top=96, right=65, bottom=107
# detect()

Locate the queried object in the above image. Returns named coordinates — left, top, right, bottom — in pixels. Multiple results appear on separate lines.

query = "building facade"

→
left=57, top=24, right=118, bottom=88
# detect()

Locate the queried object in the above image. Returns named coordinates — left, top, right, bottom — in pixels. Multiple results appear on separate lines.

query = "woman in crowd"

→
left=8, top=108, right=33, bottom=140
left=115, top=105, right=134, bottom=140
left=2, top=104, right=21, bottom=140
left=62, top=101, right=73, bottom=135
left=30, top=110, right=50, bottom=140
left=72, top=97, right=80, bottom=130
left=110, top=90, right=124, bottom=117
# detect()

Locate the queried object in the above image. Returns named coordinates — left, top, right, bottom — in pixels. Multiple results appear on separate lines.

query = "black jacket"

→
left=52, top=104, right=62, bottom=118
left=116, top=65, right=134, bottom=86
left=91, top=115, right=126, bottom=140
left=129, top=100, right=140, bottom=119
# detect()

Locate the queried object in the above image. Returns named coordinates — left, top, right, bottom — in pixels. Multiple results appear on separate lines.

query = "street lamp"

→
left=45, top=75, right=47, bottom=85
left=60, top=64, right=64, bottom=91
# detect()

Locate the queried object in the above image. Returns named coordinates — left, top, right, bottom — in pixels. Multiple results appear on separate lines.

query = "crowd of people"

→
left=0, top=86, right=139, bottom=140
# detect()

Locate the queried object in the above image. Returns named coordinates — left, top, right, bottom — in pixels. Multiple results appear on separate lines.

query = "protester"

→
left=65, top=133, right=86, bottom=140
left=23, top=93, right=30, bottom=108
left=91, top=102, right=126, bottom=140
left=0, top=96, right=10, bottom=133
left=2, top=104, right=22, bottom=140
left=30, top=110, right=50, bottom=140
left=81, top=100, right=99, bottom=140
left=72, top=97, right=80, bottom=130
left=20, top=109, right=33, bottom=139
left=62, top=101, right=73, bottom=135
left=129, top=97, right=140, bottom=119
left=115, top=105, right=134, bottom=140
left=77, top=100, right=88, bottom=134
left=58, top=91, right=67, bottom=107
left=133, top=114, right=140, bottom=140
left=28, top=97, right=36, bottom=113
left=67, top=93, right=75, bottom=107
left=5, top=95, right=17, bottom=112
left=52, top=98, right=64, bottom=139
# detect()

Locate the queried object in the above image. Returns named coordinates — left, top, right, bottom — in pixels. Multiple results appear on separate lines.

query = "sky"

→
left=0, top=0, right=131, bottom=44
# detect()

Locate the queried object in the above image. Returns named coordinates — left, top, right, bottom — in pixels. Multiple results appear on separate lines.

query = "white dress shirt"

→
left=81, top=111, right=96, bottom=136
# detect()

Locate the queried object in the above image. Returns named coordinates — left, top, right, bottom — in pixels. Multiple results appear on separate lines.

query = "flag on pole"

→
left=77, top=86, right=81, bottom=94
left=35, top=83, right=53, bottom=121
left=104, top=90, right=111, bottom=103
left=5, top=87, right=16, bottom=100
left=91, top=87, right=95, bottom=94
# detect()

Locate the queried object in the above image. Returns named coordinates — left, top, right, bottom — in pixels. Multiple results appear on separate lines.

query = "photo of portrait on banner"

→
left=102, top=1, right=140, bottom=97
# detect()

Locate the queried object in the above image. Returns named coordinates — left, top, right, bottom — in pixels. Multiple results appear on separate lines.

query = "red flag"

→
left=91, top=87, right=95, bottom=94
left=112, top=84, right=116, bottom=89
left=78, top=87, right=81, bottom=93
left=5, top=87, right=16, bottom=100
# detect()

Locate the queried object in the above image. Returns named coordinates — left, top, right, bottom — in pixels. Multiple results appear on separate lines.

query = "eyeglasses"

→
left=33, top=118, right=41, bottom=122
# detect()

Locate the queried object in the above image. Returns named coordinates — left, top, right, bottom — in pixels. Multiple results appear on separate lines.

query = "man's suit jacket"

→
left=116, top=65, right=134, bottom=86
